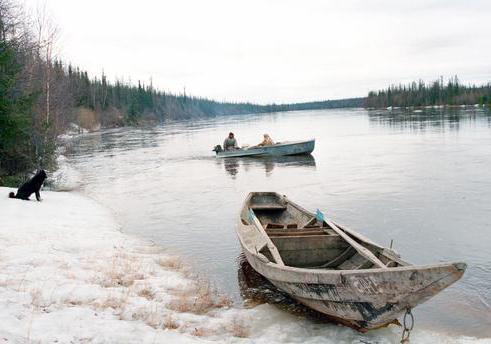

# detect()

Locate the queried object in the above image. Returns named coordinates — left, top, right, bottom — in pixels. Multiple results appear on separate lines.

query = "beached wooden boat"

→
left=214, top=139, right=315, bottom=158
left=237, top=192, right=466, bottom=331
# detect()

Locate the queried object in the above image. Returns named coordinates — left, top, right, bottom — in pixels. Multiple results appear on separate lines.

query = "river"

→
left=64, top=107, right=491, bottom=340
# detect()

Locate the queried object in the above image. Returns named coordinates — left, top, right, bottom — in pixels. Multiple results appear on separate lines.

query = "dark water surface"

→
left=65, top=108, right=491, bottom=338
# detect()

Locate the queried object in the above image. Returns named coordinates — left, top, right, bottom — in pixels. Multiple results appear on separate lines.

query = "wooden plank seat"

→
left=265, top=223, right=286, bottom=229
left=250, top=204, right=287, bottom=210
left=264, top=223, right=299, bottom=229
left=266, top=229, right=328, bottom=237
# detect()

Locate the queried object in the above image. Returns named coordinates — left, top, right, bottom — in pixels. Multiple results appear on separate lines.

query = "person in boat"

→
left=257, top=133, right=274, bottom=147
left=223, top=132, right=239, bottom=151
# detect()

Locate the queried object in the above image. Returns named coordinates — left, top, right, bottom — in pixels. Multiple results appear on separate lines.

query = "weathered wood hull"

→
left=237, top=192, right=466, bottom=330
left=216, top=139, right=315, bottom=158
left=241, top=247, right=464, bottom=330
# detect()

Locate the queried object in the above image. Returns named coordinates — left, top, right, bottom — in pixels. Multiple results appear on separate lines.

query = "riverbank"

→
left=1, top=186, right=489, bottom=343
left=0, top=188, right=247, bottom=342
left=367, top=104, right=490, bottom=111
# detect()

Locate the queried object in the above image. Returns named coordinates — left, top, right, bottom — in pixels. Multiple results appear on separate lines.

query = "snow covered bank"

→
left=0, top=187, right=488, bottom=343
left=0, top=188, right=244, bottom=343
left=58, top=123, right=91, bottom=141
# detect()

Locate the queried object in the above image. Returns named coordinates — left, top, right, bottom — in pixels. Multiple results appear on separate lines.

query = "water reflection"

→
left=64, top=127, right=162, bottom=158
left=237, top=254, right=289, bottom=305
left=223, top=159, right=240, bottom=177
left=237, top=255, right=341, bottom=324
left=368, top=107, right=491, bottom=131
left=218, top=154, right=316, bottom=178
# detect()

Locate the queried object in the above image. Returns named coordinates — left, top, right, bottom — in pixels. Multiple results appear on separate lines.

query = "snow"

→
left=0, top=188, right=241, bottom=343
left=0, top=187, right=488, bottom=343
left=58, top=123, right=90, bottom=141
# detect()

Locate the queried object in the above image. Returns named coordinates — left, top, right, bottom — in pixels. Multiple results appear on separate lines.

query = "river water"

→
left=64, top=107, right=491, bottom=340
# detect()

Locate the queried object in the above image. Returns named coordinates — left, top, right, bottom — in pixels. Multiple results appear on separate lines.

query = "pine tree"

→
left=0, top=41, right=36, bottom=179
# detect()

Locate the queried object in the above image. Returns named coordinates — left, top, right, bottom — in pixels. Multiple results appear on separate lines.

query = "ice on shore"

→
left=50, top=155, right=83, bottom=191
left=0, top=188, right=245, bottom=343
left=0, top=187, right=488, bottom=343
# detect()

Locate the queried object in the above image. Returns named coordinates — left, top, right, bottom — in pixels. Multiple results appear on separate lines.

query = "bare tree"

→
left=0, top=0, right=16, bottom=41
left=35, top=2, right=58, bottom=125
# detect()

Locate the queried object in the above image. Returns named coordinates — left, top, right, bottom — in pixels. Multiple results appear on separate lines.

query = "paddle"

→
left=249, top=209, right=285, bottom=266
left=316, top=210, right=387, bottom=269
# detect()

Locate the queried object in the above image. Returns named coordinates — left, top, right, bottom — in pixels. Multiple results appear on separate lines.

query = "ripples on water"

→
left=63, top=108, right=491, bottom=339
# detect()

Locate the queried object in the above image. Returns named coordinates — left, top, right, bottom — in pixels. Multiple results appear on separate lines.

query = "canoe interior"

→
left=242, top=193, right=406, bottom=269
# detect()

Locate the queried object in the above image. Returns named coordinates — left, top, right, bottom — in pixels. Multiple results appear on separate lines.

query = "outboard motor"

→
left=212, top=145, right=223, bottom=153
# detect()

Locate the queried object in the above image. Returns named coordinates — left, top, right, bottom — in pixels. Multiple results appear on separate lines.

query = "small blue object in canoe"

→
left=248, top=209, right=256, bottom=223
left=316, top=209, right=325, bottom=222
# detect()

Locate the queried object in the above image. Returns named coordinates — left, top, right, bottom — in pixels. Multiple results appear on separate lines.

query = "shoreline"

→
left=0, top=188, right=246, bottom=342
left=367, top=104, right=490, bottom=111
left=1, top=187, right=489, bottom=343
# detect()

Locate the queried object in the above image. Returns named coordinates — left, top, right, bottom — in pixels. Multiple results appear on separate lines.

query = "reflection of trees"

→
left=67, top=128, right=160, bottom=157
left=368, top=108, right=491, bottom=132
left=219, top=154, right=316, bottom=178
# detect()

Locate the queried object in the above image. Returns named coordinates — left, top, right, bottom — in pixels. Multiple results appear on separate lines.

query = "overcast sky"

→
left=27, top=0, right=491, bottom=104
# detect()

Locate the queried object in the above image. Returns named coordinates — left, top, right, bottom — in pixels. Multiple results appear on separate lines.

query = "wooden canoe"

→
left=215, top=139, right=315, bottom=158
left=237, top=192, right=466, bottom=331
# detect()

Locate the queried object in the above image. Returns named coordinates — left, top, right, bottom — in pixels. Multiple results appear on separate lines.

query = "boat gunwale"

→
left=237, top=229, right=465, bottom=277
left=237, top=192, right=466, bottom=280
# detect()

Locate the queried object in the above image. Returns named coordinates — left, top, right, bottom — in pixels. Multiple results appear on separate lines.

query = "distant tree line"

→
left=366, top=76, right=491, bottom=108
left=49, top=62, right=281, bottom=127
left=272, top=98, right=364, bottom=111
left=54, top=64, right=364, bottom=127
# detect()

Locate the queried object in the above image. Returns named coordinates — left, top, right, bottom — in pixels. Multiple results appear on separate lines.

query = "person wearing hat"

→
left=257, top=133, right=274, bottom=147
left=223, top=132, right=239, bottom=151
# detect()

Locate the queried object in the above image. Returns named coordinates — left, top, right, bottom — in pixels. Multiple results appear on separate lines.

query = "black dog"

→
left=8, top=170, right=47, bottom=201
